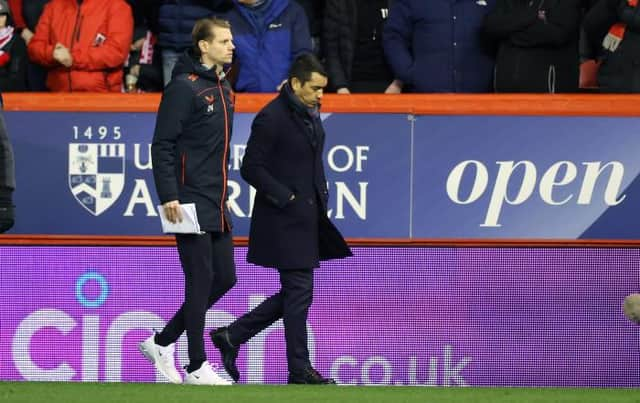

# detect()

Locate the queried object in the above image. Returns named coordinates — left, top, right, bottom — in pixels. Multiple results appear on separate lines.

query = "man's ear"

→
left=198, top=39, right=208, bottom=55
left=290, top=77, right=301, bottom=91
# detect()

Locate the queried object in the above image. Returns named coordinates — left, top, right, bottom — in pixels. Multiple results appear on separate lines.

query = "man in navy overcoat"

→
left=211, top=53, right=352, bottom=384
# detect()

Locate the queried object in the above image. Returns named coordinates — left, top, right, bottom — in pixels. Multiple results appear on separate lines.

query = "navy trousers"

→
left=227, top=268, right=314, bottom=374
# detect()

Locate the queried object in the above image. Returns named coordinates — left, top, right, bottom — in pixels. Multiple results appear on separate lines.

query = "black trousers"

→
left=157, top=231, right=236, bottom=364
left=227, top=268, right=314, bottom=374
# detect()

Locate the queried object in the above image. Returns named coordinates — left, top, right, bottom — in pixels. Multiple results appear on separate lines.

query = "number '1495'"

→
left=73, top=126, right=122, bottom=140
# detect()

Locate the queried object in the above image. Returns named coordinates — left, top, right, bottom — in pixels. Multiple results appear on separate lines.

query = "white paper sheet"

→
left=157, top=203, right=203, bottom=234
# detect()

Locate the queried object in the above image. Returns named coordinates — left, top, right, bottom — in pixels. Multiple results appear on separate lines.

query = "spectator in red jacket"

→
left=27, top=0, right=133, bottom=92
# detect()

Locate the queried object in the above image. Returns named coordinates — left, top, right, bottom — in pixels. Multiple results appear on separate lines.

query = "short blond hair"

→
left=192, top=17, right=232, bottom=57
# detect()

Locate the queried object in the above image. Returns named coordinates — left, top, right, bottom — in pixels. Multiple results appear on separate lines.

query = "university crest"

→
left=68, top=143, right=125, bottom=216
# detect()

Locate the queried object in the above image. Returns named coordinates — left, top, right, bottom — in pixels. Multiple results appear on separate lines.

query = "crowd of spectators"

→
left=1, top=0, right=638, bottom=94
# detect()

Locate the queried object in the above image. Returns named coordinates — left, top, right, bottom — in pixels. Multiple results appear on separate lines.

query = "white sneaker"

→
left=184, top=361, right=232, bottom=385
left=138, top=333, right=182, bottom=384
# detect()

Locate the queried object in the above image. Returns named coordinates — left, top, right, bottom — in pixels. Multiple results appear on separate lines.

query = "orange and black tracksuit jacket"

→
left=151, top=50, right=235, bottom=233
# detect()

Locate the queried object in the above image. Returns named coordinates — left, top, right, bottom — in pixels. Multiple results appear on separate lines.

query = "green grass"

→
left=0, top=382, right=639, bottom=403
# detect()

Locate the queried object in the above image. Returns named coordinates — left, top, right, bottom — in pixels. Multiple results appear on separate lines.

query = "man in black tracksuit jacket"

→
left=140, top=17, right=236, bottom=385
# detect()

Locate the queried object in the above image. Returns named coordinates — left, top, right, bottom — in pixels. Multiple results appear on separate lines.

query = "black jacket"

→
left=22, top=0, right=50, bottom=31
left=0, top=102, right=14, bottom=193
left=241, top=84, right=351, bottom=269
left=0, top=35, right=28, bottom=92
left=0, top=96, right=15, bottom=233
left=151, top=51, right=235, bottom=232
left=579, top=0, right=601, bottom=62
left=484, top=0, right=581, bottom=92
left=157, top=0, right=233, bottom=50
left=323, top=0, right=391, bottom=91
left=584, top=0, right=640, bottom=92
left=294, top=0, right=324, bottom=38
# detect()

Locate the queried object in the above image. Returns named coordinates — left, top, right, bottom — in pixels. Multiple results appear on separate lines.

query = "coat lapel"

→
left=289, top=109, right=319, bottom=150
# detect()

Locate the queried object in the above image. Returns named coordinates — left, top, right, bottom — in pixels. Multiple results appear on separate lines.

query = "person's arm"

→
left=241, top=111, right=294, bottom=209
left=26, top=2, right=57, bottom=68
left=509, top=0, right=581, bottom=47
left=7, top=38, right=28, bottom=91
left=323, top=0, right=349, bottom=92
left=382, top=0, right=415, bottom=86
left=483, top=0, right=538, bottom=38
left=151, top=79, right=193, bottom=205
left=70, top=0, right=134, bottom=71
left=290, top=2, right=313, bottom=59
left=583, top=0, right=619, bottom=47
left=8, top=0, right=26, bottom=30
left=618, top=0, right=640, bottom=32
left=578, top=26, right=600, bottom=88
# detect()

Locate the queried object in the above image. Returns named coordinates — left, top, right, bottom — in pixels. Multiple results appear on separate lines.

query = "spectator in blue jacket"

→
left=157, top=0, right=234, bottom=85
left=221, top=0, right=312, bottom=92
left=383, top=0, right=497, bottom=93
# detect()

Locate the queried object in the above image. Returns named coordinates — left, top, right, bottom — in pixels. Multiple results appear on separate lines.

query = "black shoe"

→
left=209, top=327, right=240, bottom=382
left=288, top=367, right=336, bottom=384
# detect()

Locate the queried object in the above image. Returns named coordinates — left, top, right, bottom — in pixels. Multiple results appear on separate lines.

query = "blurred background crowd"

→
left=0, top=0, right=636, bottom=94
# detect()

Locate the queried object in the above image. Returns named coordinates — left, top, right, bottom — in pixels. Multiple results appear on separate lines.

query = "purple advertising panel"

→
left=0, top=246, right=638, bottom=386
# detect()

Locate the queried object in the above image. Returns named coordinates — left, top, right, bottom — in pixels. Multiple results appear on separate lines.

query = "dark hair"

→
left=288, top=53, right=327, bottom=86
left=192, top=17, right=231, bottom=58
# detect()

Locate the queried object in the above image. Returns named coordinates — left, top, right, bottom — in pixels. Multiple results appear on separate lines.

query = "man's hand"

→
left=579, top=59, right=600, bottom=89
left=162, top=200, right=183, bottom=224
left=336, top=87, right=351, bottom=94
left=129, top=64, right=141, bottom=77
left=623, top=293, right=640, bottom=324
left=21, top=28, right=34, bottom=44
left=384, top=79, right=403, bottom=94
left=131, top=37, right=145, bottom=51
left=53, top=43, right=73, bottom=67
